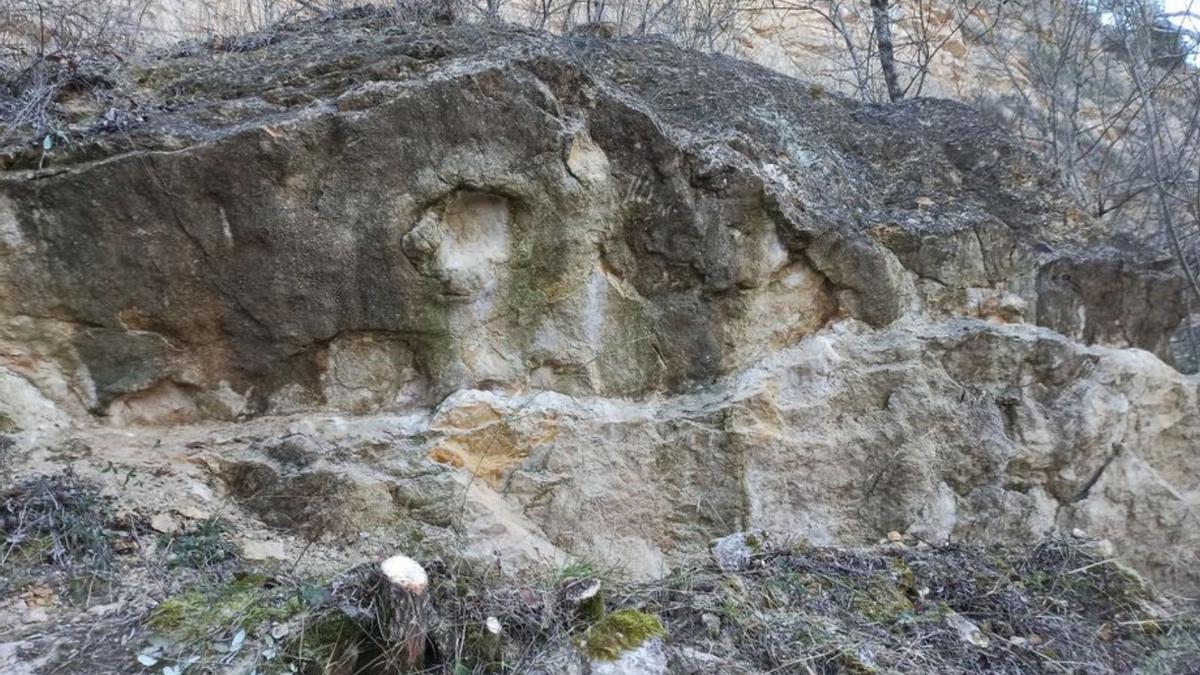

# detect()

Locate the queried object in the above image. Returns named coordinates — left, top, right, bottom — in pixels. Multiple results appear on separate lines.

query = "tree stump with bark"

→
left=378, top=555, right=433, bottom=670
left=329, top=554, right=434, bottom=672
left=563, top=577, right=604, bottom=623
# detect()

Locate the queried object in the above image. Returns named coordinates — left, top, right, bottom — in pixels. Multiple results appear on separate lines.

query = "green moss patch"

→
left=147, top=574, right=302, bottom=642
left=285, top=611, right=366, bottom=672
left=577, top=609, right=666, bottom=661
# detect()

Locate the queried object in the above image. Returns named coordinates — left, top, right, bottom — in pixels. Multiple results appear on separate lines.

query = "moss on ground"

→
left=147, top=574, right=303, bottom=642
left=577, top=609, right=667, bottom=661
left=850, top=579, right=914, bottom=624
left=284, top=611, right=366, bottom=673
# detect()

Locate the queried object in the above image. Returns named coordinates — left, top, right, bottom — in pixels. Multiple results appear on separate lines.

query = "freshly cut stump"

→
left=379, top=555, right=432, bottom=670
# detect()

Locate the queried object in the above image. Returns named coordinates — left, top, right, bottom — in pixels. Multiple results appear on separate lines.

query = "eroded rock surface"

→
left=0, top=16, right=1196, bottom=591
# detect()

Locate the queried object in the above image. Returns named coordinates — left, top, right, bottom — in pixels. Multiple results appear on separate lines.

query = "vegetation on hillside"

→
left=3, top=470, right=1198, bottom=673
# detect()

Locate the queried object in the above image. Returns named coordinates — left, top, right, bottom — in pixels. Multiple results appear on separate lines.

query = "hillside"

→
left=0, top=11, right=1198, bottom=674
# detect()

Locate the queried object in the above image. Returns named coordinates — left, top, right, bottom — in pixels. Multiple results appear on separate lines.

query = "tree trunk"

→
left=379, top=555, right=432, bottom=670
left=871, top=0, right=903, bottom=102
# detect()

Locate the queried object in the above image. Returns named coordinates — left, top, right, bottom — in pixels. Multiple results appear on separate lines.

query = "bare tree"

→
left=752, top=0, right=1199, bottom=364
left=870, top=0, right=902, bottom=99
left=766, top=0, right=1007, bottom=102
left=1112, top=0, right=1200, bottom=361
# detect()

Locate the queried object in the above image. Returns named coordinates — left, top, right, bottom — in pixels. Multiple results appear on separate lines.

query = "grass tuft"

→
left=160, top=517, right=240, bottom=570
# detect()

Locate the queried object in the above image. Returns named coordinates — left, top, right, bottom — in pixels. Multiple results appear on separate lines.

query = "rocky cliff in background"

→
left=1, top=14, right=1197, bottom=592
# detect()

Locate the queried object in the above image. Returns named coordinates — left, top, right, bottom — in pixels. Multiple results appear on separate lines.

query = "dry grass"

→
left=279, top=536, right=1200, bottom=673
left=665, top=537, right=1199, bottom=673
left=1, top=471, right=1195, bottom=673
left=1, top=469, right=118, bottom=574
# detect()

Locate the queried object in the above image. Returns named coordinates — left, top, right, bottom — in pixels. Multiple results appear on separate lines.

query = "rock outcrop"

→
left=1, top=15, right=1196, bottom=591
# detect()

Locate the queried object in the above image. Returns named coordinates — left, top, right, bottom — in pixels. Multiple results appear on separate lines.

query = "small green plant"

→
left=555, top=560, right=600, bottom=582
left=161, top=517, right=240, bottom=569
left=100, top=460, right=138, bottom=487
left=1, top=470, right=114, bottom=573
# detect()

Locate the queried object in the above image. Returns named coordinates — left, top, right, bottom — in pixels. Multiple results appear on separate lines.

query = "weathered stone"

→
left=217, top=458, right=395, bottom=540
left=149, top=512, right=179, bottom=534
left=710, top=532, right=757, bottom=573
left=257, top=433, right=326, bottom=468
left=588, top=637, right=668, bottom=675
left=0, top=19, right=1195, bottom=594
left=240, top=539, right=287, bottom=561
left=0, top=20, right=1181, bottom=424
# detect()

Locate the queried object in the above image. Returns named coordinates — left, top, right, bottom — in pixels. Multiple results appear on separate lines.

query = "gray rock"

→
left=589, top=637, right=668, bottom=675
left=710, top=532, right=759, bottom=572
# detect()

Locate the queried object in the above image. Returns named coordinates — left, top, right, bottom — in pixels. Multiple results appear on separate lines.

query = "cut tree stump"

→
left=563, top=577, right=604, bottom=622
left=379, top=555, right=432, bottom=670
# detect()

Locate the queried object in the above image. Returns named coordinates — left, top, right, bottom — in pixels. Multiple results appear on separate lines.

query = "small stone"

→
left=87, top=601, right=123, bottom=616
left=150, top=512, right=179, bottom=534
left=1009, top=636, right=1029, bottom=648
left=710, top=532, right=760, bottom=572
left=270, top=623, right=290, bottom=639
left=175, top=505, right=211, bottom=521
left=886, top=530, right=904, bottom=543
left=1071, top=528, right=1088, bottom=539
left=676, top=647, right=723, bottom=668
left=241, top=539, right=287, bottom=561
left=589, top=637, right=667, bottom=675
left=23, top=608, right=48, bottom=624
left=0, top=641, right=28, bottom=671
left=20, top=586, right=53, bottom=607
left=485, top=616, right=502, bottom=635
left=945, top=610, right=989, bottom=648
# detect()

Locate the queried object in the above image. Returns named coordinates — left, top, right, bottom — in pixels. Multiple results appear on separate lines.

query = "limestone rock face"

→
left=0, top=17, right=1196, bottom=591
